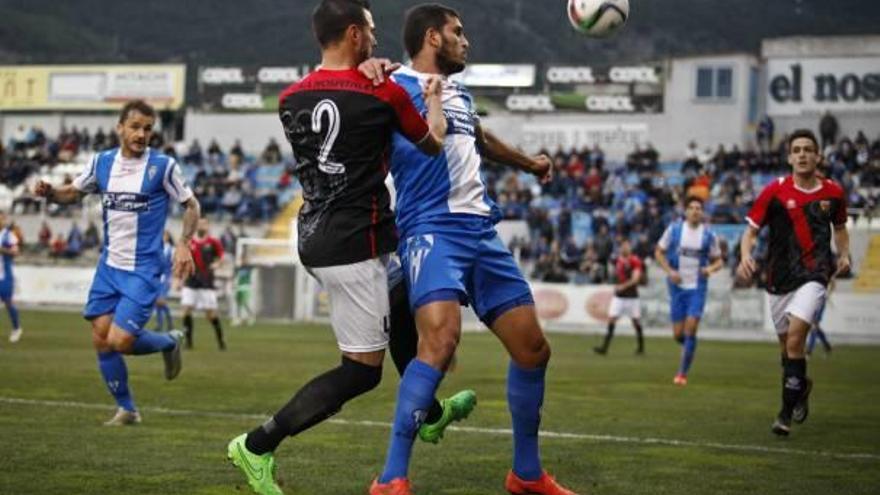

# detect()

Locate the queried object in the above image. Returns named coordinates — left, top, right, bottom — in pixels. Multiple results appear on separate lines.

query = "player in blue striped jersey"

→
left=35, top=100, right=201, bottom=425
left=0, top=211, right=23, bottom=343
left=369, top=5, right=577, bottom=495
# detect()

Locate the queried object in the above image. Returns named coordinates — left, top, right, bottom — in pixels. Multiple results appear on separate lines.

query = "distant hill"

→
left=2, top=0, right=879, bottom=66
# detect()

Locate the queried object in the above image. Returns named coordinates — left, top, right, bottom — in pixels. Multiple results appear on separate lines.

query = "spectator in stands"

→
left=230, top=139, right=245, bottom=161
left=757, top=115, right=774, bottom=152
left=578, top=243, right=605, bottom=284
left=93, top=127, right=107, bottom=151
left=261, top=138, right=282, bottom=164
left=184, top=139, right=204, bottom=165
left=84, top=221, right=100, bottom=250
left=66, top=223, right=83, bottom=258
left=50, top=233, right=67, bottom=259
left=819, top=110, right=839, bottom=149
left=38, top=221, right=52, bottom=251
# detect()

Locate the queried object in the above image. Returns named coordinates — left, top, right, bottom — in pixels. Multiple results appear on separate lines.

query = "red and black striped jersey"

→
left=279, top=68, right=430, bottom=267
left=185, top=235, right=224, bottom=289
left=747, top=176, right=846, bottom=294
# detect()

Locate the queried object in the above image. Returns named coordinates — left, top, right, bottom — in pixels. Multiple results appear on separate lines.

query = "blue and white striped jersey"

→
left=389, top=66, right=498, bottom=237
left=73, top=148, right=193, bottom=276
left=0, top=227, right=19, bottom=282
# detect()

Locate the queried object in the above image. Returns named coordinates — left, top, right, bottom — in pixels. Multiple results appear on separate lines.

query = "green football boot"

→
left=227, top=433, right=284, bottom=495
left=418, top=389, right=477, bottom=444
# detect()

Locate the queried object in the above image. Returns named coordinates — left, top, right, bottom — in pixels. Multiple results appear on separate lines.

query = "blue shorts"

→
left=400, top=216, right=533, bottom=327
left=669, top=283, right=707, bottom=323
left=83, top=263, right=161, bottom=335
left=0, top=277, right=13, bottom=303
left=814, top=299, right=827, bottom=323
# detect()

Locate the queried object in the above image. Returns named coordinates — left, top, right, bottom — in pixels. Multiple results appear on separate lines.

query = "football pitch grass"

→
left=0, top=310, right=878, bottom=495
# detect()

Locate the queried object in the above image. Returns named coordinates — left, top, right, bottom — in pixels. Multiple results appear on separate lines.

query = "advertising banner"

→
left=197, top=65, right=315, bottom=112
left=766, top=57, right=880, bottom=116
left=0, top=65, right=186, bottom=111
left=505, top=65, right=664, bottom=114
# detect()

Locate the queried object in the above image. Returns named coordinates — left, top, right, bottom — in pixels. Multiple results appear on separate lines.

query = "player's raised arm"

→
left=34, top=180, right=86, bottom=204
left=476, top=124, right=553, bottom=183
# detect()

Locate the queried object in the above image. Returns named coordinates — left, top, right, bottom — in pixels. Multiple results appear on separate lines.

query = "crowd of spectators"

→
left=1, top=126, right=299, bottom=223
left=4, top=119, right=879, bottom=284
left=487, top=125, right=880, bottom=285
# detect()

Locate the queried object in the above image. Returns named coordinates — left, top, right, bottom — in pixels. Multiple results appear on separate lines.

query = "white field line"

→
left=1, top=396, right=878, bottom=461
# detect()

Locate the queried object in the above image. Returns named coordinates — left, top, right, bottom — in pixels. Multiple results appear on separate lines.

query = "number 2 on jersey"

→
left=311, top=99, right=345, bottom=175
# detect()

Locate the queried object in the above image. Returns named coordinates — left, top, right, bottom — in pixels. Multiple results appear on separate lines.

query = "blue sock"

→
left=508, top=361, right=546, bottom=481
left=162, top=306, right=174, bottom=330
left=97, top=351, right=135, bottom=411
left=6, top=303, right=20, bottom=329
left=379, top=359, right=443, bottom=483
left=131, top=330, right=176, bottom=355
left=153, top=306, right=165, bottom=332
left=678, top=335, right=697, bottom=376
left=816, top=328, right=831, bottom=348
left=807, top=330, right=818, bottom=353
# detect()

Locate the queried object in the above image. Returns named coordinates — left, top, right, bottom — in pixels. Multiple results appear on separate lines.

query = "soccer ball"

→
left=567, top=0, right=629, bottom=38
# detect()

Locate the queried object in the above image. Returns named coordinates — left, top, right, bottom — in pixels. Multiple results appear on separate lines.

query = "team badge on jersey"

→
left=786, top=199, right=797, bottom=209
left=148, top=165, right=158, bottom=181
left=406, top=234, right=434, bottom=284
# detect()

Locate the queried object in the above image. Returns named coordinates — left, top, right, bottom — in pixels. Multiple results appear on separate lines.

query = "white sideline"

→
left=1, top=396, right=878, bottom=461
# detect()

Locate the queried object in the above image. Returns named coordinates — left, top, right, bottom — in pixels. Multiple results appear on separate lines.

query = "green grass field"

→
left=0, top=309, right=878, bottom=495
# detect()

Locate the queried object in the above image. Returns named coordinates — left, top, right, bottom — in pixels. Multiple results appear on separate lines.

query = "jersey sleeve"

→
left=656, top=225, right=672, bottom=250
left=386, top=81, right=431, bottom=145
left=747, top=181, right=777, bottom=229
left=72, top=154, right=100, bottom=193
left=163, top=158, right=195, bottom=204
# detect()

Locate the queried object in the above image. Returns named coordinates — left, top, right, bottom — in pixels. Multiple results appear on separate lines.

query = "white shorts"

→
left=308, top=256, right=390, bottom=353
left=768, top=281, right=826, bottom=334
left=609, top=296, right=641, bottom=319
left=181, top=287, right=218, bottom=311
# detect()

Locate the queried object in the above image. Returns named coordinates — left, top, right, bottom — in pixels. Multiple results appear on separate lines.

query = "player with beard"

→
left=34, top=99, right=197, bottom=425
left=224, top=2, right=466, bottom=494
left=364, top=4, right=577, bottom=494
left=737, top=129, right=850, bottom=436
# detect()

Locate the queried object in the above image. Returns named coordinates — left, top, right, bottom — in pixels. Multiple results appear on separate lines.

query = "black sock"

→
left=245, top=356, right=382, bottom=454
left=211, top=317, right=225, bottom=349
left=183, top=314, right=193, bottom=348
left=600, top=322, right=616, bottom=351
left=781, top=358, right=807, bottom=418
left=387, top=283, right=443, bottom=424
left=674, top=333, right=685, bottom=345
left=633, top=320, right=644, bottom=352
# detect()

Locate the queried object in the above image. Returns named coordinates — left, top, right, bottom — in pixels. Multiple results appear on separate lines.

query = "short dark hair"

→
left=312, top=0, right=370, bottom=48
left=118, top=99, right=155, bottom=124
left=684, top=196, right=704, bottom=209
left=787, top=129, right=819, bottom=152
left=402, top=3, right=460, bottom=59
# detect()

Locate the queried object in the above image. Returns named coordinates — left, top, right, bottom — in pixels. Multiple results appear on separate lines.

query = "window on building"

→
left=695, top=65, right=735, bottom=101
left=696, top=67, right=714, bottom=99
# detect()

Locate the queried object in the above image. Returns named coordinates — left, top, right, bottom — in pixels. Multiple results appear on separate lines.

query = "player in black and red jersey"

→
left=737, top=129, right=851, bottom=437
left=593, top=238, right=645, bottom=356
left=181, top=217, right=225, bottom=350
left=225, top=1, right=449, bottom=493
